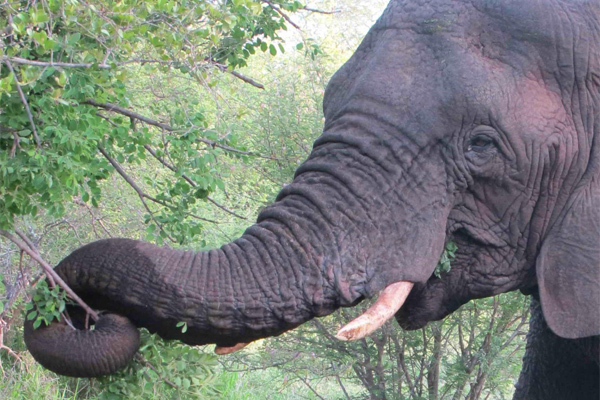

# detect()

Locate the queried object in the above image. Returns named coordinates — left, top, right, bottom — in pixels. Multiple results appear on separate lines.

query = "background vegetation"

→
left=0, top=1, right=530, bottom=399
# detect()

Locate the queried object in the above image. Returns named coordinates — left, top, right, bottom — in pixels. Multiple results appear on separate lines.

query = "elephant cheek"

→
left=24, top=313, right=140, bottom=377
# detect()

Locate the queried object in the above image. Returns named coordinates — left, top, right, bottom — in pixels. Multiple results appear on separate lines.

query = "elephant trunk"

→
left=24, top=313, right=139, bottom=377
left=24, top=135, right=450, bottom=377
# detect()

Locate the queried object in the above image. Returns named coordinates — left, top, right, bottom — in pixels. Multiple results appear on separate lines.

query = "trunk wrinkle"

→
left=239, top=236, right=279, bottom=308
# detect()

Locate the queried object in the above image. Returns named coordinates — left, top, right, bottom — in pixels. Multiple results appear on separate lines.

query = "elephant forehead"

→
left=380, top=0, right=598, bottom=37
left=377, top=0, right=597, bottom=77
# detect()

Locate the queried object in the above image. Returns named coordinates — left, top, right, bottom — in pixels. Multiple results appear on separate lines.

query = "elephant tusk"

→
left=335, top=281, right=414, bottom=341
left=214, top=342, right=249, bottom=355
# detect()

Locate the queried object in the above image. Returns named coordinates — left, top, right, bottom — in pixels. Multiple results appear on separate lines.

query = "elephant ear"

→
left=537, top=176, right=600, bottom=339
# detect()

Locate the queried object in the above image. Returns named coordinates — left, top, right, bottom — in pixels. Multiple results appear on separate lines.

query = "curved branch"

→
left=0, top=230, right=99, bottom=321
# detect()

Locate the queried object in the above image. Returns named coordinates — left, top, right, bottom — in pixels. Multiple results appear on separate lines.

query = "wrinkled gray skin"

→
left=25, top=0, right=599, bottom=397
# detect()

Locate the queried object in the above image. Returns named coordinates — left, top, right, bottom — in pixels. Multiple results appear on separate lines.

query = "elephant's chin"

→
left=394, top=277, right=463, bottom=331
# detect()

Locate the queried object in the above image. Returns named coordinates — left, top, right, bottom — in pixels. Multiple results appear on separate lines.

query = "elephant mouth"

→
left=395, top=227, right=504, bottom=331
left=335, top=229, right=489, bottom=339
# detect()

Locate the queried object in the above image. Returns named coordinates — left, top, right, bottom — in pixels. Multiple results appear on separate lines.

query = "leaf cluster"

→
left=1, top=0, right=305, bottom=242
left=97, top=330, right=219, bottom=400
left=434, top=240, right=457, bottom=278
left=24, top=280, right=69, bottom=329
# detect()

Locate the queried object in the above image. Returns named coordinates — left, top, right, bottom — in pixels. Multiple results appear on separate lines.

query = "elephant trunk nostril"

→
left=24, top=312, right=140, bottom=377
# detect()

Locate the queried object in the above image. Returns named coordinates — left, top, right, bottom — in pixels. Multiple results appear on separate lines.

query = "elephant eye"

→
left=467, top=135, right=495, bottom=153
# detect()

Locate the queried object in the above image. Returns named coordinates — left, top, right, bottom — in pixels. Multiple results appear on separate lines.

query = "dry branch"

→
left=0, top=230, right=99, bottom=321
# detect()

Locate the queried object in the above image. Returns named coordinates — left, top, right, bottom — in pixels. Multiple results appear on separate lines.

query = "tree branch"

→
left=85, top=99, right=172, bottom=130
left=87, top=100, right=277, bottom=159
left=212, top=62, right=265, bottom=89
left=301, top=6, right=341, bottom=14
left=143, top=144, right=247, bottom=220
left=9, top=130, right=20, bottom=157
left=97, top=146, right=177, bottom=242
left=2, top=56, right=265, bottom=88
left=0, top=230, right=99, bottom=321
left=262, top=0, right=301, bottom=30
left=3, top=59, right=41, bottom=148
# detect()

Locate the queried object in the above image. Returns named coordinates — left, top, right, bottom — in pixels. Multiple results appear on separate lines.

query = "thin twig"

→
left=134, top=353, right=179, bottom=389
left=212, top=62, right=264, bottom=89
left=3, top=59, right=41, bottom=148
left=302, top=6, right=341, bottom=14
left=2, top=56, right=265, bottom=88
left=262, top=0, right=301, bottom=30
left=143, top=144, right=247, bottom=220
left=206, top=196, right=247, bottom=220
left=97, top=146, right=176, bottom=243
left=220, top=351, right=301, bottom=373
left=0, top=230, right=99, bottom=321
left=293, top=371, right=326, bottom=400
left=87, top=100, right=276, bottom=159
left=10, top=131, right=20, bottom=157
left=73, top=198, right=113, bottom=237
left=331, top=361, right=352, bottom=400
left=0, top=320, right=27, bottom=375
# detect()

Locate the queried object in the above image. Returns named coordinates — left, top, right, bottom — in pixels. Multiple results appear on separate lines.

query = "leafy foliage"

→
left=96, top=330, right=219, bottom=400
left=24, top=280, right=69, bottom=329
left=1, top=0, right=306, bottom=243
left=434, top=241, right=458, bottom=278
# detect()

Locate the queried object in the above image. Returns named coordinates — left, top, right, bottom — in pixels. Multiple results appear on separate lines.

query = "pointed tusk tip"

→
left=335, top=333, right=350, bottom=341
left=335, top=327, right=366, bottom=341
left=333, top=280, right=415, bottom=343
left=214, top=342, right=249, bottom=355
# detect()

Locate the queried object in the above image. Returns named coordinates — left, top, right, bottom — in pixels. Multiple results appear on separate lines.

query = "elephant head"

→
left=25, top=0, right=599, bottom=378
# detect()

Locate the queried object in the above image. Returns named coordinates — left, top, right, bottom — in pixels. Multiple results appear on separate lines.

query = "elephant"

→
left=24, top=0, right=599, bottom=398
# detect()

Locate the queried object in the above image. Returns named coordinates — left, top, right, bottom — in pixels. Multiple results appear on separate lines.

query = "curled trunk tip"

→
left=24, top=313, right=140, bottom=378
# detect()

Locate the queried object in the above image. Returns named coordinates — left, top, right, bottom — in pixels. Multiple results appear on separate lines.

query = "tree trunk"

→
left=427, top=323, right=442, bottom=400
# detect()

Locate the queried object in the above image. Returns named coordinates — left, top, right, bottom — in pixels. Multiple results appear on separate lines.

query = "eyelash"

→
left=467, top=135, right=495, bottom=152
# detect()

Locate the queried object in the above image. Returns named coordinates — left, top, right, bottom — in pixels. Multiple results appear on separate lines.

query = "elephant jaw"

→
left=335, top=280, right=414, bottom=341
